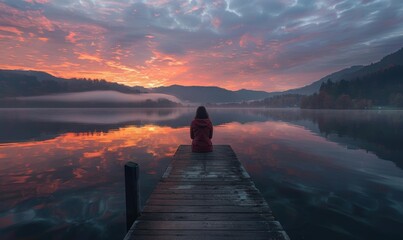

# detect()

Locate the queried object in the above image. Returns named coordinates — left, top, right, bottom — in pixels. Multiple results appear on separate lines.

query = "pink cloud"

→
left=239, top=33, right=264, bottom=48
left=24, top=0, right=49, bottom=3
left=0, top=3, right=54, bottom=32
left=211, top=17, right=221, bottom=28
left=65, top=32, right=77, bottom=43
left=0, top=26, right=23, bottom=35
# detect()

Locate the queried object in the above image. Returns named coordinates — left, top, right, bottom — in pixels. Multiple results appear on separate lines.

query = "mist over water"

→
left=0, top=108, right=403, bottom=240
left=0, top=108, right=187, bottom=125
left=16, top=91, right=182, bottom=103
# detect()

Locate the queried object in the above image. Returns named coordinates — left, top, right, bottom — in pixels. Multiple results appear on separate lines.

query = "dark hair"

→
left=195, top=106, right=209, bottom=119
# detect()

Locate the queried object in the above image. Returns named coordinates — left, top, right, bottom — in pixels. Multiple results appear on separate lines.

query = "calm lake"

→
left=0, top=108, right=402, bottom=240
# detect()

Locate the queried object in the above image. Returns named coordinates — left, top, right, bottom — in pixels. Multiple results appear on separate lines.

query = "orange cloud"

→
left=76, top=52, right=103, bottom=63
left=38, top=37, right=49, bottom=42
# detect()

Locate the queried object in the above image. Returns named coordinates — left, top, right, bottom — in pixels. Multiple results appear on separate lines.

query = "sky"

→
left=0, top=0, right=402, bottom=91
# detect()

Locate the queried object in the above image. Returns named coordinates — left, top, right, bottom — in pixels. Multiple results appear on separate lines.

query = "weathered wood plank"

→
left=142, top=205, right=272, bottom=213
left=124, top=145, right=289, bottom=240
left=164, top=176, right=248, bottom=180
left=127, top=230, right=289, bottom=240
left=166, top=172, right=248, bottom=177
left=138, top=213, right=274, bottom=221
left=151, top=189, right=262, bottom=195
left=156, top=181, right=256, bottom=186
left=149, top=193, right=265, bottom=200
left=133, top=220, right=278, bottom=230
left=161, top=178, right=248, bottom=182
left=146, top=199, right=269, bottom=207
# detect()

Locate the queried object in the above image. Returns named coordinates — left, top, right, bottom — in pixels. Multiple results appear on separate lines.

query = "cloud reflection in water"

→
left=0, top=109, right=403, bottom=240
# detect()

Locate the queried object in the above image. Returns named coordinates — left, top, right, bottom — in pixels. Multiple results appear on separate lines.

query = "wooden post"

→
left=124, top=162, right=140, bottom=232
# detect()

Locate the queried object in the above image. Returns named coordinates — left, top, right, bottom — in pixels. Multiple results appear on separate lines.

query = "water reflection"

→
left=0, top=123, right=190, bottom=239
left=222, top=121, right=403, bottom=240
left=0, top=108, right=403, bottom=240
left=2, top=109, right=402, bottom=170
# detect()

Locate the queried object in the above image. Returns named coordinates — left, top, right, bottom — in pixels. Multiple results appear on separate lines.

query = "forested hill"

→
left=282, top=47, right=403, bottom=95
left=0, top=70, right=140, bottom=98
left=153, top=85, right=272, bottom=103
left=301, top=65, right=403, bottom=109
left=1, top=70, right=273, bottom=103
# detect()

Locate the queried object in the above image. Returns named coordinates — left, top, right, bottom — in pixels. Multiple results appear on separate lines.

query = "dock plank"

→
left=138, top=213, right=274, bottom=221
left=127, top=230, right=289, bottom=240
left=124, top=145, right=289, bottom=240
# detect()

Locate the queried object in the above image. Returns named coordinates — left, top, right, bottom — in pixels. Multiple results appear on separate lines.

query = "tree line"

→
left=300, top=65, right=403, bottom=109
left=0, top=72, right=140, bottom=98
left=206, top=94, right=302, bottom=108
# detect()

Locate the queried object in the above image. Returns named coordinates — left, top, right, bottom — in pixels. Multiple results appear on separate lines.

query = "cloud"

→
left=0, top=0, right=402, bottom=91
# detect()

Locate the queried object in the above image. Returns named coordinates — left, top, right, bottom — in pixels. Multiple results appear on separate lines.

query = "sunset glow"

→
left=1, top=0, right=402, bottom=91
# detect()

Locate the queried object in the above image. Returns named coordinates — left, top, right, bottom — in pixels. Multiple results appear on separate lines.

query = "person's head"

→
left=195, top=106, right=209, bottom=119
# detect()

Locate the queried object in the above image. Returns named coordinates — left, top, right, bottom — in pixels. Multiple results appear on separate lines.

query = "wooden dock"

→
left=124, top=145, right=290, bottom=240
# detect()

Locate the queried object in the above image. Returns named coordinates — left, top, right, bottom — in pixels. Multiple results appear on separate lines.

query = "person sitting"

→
left=190, top=106, right=213, bottom=152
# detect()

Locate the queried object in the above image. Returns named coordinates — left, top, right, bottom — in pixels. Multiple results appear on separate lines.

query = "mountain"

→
left=0, top=70, right=183, bottom=107
left=0, top=70, right=141, bottom=98
left=301, top=65, right=403, bottom=109
left=153, top=85, right=272, bottom=103
left=0, top=70, right=273, bottom=103
left=2, top=47, right=402, bottom=104
left=283, top=47, right=403, bottom=95
left=0, top=69, right=61, bottom=82
left=281, top=66, right=364, bottom=95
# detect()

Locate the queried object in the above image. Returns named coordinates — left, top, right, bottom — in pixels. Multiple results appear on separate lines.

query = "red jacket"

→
left=190, top=118, right=213, bottom=152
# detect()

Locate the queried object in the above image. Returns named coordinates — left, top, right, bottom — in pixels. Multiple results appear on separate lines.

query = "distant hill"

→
left=2, top=47, right=402, bottom=104
left=0, top=70, right=273, bottom=103
left=207, top=47, right=403, bottom=108
left=0, top=70, right=141, bottom=98
left=301, top=65, right=403, bottom=109
left=2, top=70, right=61, bottom=82
left=153, top=85, right=272, bottom=103
left=282, top=47, right=403, bottom=95
left=297, top=47, right=403, bottom=109
left=0, top=70, right=183, bottom=107
left=159, top=47, right=403, bottom=101
left=281, top=66, right=364, bottom=95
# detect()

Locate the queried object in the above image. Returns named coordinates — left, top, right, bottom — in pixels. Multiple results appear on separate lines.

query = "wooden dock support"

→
left=124, top=162, right=141, bottom=231
left=124, top=145, right=290, bottom=240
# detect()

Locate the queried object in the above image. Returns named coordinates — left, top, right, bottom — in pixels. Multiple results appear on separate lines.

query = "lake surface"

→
left=0, top=108, right=403, bottom=240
